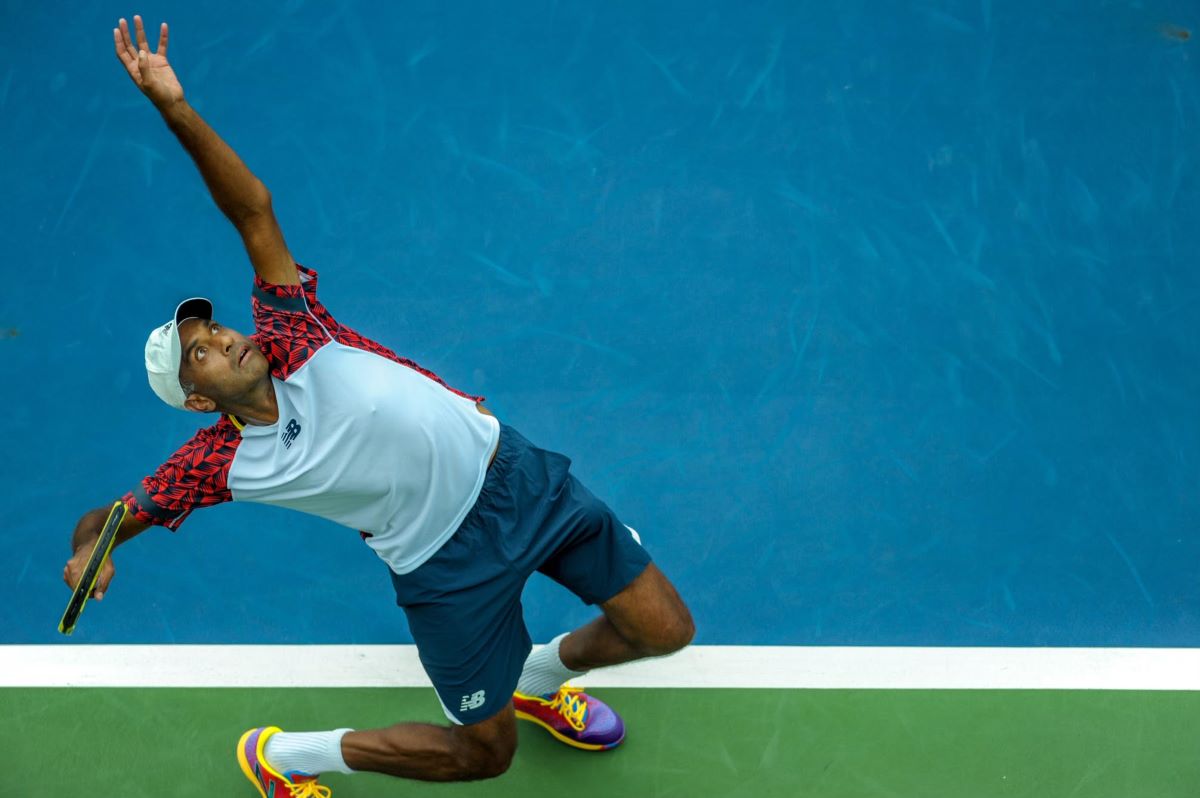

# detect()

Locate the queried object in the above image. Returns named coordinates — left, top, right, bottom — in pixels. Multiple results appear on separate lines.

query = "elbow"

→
left=252, top=183, right=272, bottom=214
left=236, top=182, right=273, bottom=224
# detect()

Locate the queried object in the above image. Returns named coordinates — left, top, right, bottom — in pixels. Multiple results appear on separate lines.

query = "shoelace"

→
left=545, top=686, right=589, bottom=732
left=286, top=779, right=331, bottom=798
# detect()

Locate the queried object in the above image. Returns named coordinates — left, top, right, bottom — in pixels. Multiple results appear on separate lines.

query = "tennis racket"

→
left=58, top=500, right=127, bottom=635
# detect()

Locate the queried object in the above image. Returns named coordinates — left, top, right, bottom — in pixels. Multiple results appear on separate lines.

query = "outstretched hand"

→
left=114, top=15, right=183, bottom=108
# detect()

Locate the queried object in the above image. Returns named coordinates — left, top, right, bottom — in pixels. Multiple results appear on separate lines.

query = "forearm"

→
left=71, top=505, right=147, bottom=553
left=158, top=100, right=271, bottom=226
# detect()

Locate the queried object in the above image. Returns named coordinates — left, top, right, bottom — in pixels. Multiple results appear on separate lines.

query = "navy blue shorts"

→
left=389, top=423, right=652, bottom=725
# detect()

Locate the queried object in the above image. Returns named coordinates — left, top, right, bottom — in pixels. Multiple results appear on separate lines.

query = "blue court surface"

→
left=1, top=0, right=1197, bottom=653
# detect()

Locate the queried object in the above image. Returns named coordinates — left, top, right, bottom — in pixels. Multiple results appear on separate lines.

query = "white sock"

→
left=264, top=729, right=355, bottom=776
left=516, top=632, right=588, bottom=697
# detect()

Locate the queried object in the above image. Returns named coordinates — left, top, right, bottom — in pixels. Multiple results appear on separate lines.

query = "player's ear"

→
left=184, top=393, right=217, bottom=413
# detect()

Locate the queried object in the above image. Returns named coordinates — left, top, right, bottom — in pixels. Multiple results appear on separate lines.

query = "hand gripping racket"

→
left=58, top=500, right=127, bottom=635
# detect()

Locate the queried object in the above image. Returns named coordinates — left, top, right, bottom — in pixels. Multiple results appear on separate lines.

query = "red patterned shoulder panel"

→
left=123, top=415, right=242, bottom=531
left=251, top=265, right=333, bottom=380
left=252, top=264, right=482, bottom=401
left=332, top=323, right=482, bottom=402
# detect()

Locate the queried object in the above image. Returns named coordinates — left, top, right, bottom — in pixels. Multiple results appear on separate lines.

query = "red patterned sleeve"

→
left=252, top=264, right=483, bottom=401
left=122, top=416, right=242, bottom=531
left=251, top=265, right=334, bottom=380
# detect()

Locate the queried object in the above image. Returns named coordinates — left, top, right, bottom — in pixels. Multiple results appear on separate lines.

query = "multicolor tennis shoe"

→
left=512, top=686, right=626, bottom=750
left=237, top=726, right=332, bottom=798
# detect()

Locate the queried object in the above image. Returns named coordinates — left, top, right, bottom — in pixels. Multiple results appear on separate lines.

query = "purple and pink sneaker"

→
left=512, top=686, right=626, bottom=750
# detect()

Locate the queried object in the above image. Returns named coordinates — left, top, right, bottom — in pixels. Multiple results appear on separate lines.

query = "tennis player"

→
left=63, top=15, right=693, bottom=794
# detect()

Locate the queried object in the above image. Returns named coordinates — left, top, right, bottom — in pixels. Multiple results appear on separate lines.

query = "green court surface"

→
left=3, top=688, right=1195, bottom=797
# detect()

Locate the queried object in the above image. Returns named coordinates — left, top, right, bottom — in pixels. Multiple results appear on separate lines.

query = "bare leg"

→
left=558, top=563, right=694, bottom=672
left=340, top=704, right=516, bottom=782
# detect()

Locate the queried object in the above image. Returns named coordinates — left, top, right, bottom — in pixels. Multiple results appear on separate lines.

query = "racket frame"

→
left=58, top=500, right=127, bottom=636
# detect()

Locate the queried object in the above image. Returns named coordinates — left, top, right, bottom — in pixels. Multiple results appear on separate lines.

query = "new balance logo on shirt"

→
left=460, top=690, right=486, bottom=711
left=281, top=419, right=301, bottom=449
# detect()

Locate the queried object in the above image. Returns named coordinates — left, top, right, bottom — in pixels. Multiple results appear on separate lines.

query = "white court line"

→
left=2, top=646, right=1199, bottom=689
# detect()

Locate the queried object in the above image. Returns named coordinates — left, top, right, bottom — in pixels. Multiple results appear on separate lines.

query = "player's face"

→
left=177, top=318, right=268, bottom=404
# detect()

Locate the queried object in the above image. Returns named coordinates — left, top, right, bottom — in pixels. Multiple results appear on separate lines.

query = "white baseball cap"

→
left=144, top=297, right=214, bottom=410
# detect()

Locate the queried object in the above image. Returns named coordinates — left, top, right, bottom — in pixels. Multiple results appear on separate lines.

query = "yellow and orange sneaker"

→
left=236, top=726, right=332, bottom=798
left=513, top=685, right=625, bottom=751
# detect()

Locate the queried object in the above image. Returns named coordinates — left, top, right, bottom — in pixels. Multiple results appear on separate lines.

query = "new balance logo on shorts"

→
left=281, top=419, right=301, bottom=449
left=460, top=690, right=486, bottom=711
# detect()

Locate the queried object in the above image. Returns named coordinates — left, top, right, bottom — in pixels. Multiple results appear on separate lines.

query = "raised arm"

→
left=114, top=15, right=298, bottom=286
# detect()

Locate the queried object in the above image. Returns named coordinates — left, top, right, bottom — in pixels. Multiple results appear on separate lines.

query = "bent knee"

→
left=638, top=605, right=696, bottom=656
left=659, top=607, right=696, bottom=654
left=452, top=725, right=517, bottom=781
left=458, top=746, right=514, bottom=781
